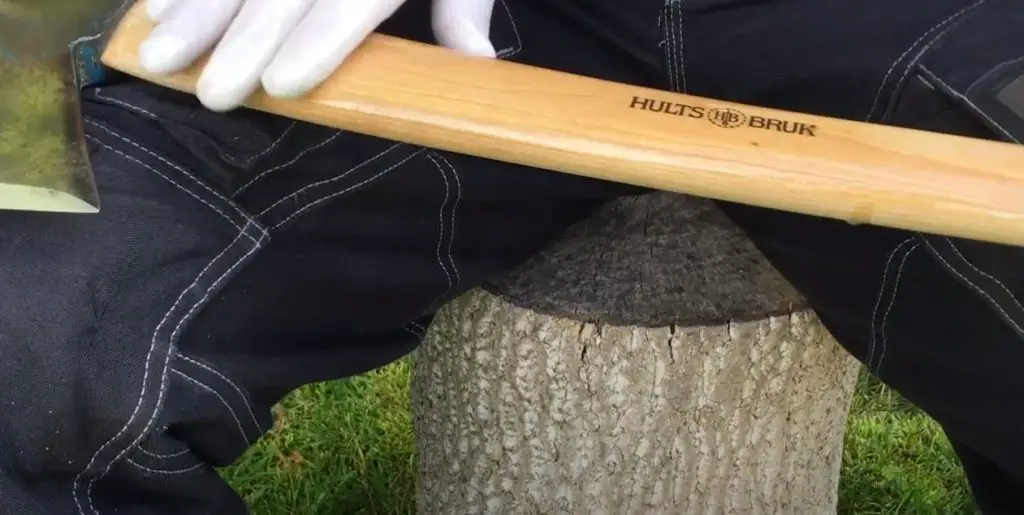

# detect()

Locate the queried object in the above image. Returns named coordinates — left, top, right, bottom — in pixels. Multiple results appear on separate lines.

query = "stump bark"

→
left=411, top=192, right=860, bottom=515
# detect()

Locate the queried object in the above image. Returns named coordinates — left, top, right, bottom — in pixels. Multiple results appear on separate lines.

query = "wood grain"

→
left=101, top=0, right=1024, bottom=246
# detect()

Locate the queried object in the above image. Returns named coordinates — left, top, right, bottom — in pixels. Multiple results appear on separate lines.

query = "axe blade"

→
left=0, top=0, right=133, bottom=214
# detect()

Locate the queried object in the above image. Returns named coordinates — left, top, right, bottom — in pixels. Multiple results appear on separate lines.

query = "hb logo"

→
left=706, top=108, right=747, bottom=129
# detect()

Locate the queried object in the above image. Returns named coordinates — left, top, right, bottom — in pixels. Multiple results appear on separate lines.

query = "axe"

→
left=16, top=0, right=1024, bottom=248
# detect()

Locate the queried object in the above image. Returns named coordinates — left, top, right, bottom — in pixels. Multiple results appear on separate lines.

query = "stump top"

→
left=485, top=193, right=806, bottom=327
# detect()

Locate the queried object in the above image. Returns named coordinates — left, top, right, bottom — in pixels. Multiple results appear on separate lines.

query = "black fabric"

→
left=2, top=0, right=1023, bottom=513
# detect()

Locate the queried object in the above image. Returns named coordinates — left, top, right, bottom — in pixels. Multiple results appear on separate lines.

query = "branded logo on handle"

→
left=628, top=95, right=818, bottom=137
left=705, top=108, right=747, bottom=129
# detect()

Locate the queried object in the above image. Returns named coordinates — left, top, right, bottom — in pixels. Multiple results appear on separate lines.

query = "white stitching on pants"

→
left=88, top=228, right=267, bottom=514
left=673, top=0, right=687, bottom=93
left=73, top=224, right=267, bottom=515
left=659, top=7, right=677, bottom=93
left=92, top=89, right=295, bottom=168
left=663, top=1, right=686, bottom=93
left=864, top=0, right=988, bottom=121
left=668, top=2, right=680, bottom=93
left=84, top=134, right=254, bottom=238
left=268, top=150, right=425, bottom=231
left=920, top=69, right=1020, bottom=143
left=875, top=242, right=919, bottom=374
left=176, top=354, right=262, bottom=432
left=234, top=131, right=344, bottom=197
left=877, top=5, right=982, bottom=124
left=868, top=237, right=914, bottom=369
left=945, top=237, right=1024, bottom=316
left=170, top=369, right=253, bottom=445
left=259, top=143, right=406, bottom=218
left=84, top=120, right=266, bottom=236
left=427, top=153, right=463, bottom=287
left=922, top=236, right=1024, bottom=337
left=126, top=457, right=203, bottom=475
left=427, top=155, right=454, bottom=296
left=240, top=122, right=297, bottom=167
left=136, top=445, right=188, bottom=460
left=93, top=88, right=159, bottom=120
left=495, top=0, right=523, bottom=58
left=435, top=154, right=462, bottom=286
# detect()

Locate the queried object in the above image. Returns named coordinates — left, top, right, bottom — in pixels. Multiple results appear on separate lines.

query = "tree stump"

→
left=410, top=192, right=861, bottom=515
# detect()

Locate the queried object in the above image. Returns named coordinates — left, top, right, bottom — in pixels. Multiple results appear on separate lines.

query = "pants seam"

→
left=921, top=235, right=1024, bottom=341
left=175, top=354, right=262, bottom=433
left=865, top=0, right=989, bottom=122
left=135, top=442, right=188, bottom=460
left=946, top=238, right=1024, bottom=316
left=125, top=457, right=203, bottom=476
left=257, top=142, right=406, bottom=219
left=495, top=0, right=524, bottom=58
left=658, top=8, right=675, bottom=93
left=874, top=242, right=919, bottom=375
left=263, top=147, right=426, bottom=232
left=868, top=237, right=916, bottom=370
left=90, top=89, right=298, bottom=170
left=876, top=0, right=989, bottom=123
left=661, top=0, right=687, bottom=94
left=232, top=131, right=345, bottom=197
left=92, top=88, right=159, bottom=121
left=169, top=368, right=255, bottom=445
left=84, top=119, right=266, bottom=234
left=72, top=221, right=267, bottom=515
left=426, top=153, right=463, bottom=296
left=674, top=0, right=687, bottom=93
left=129, top=433, right=195, bottom=467
left=918, top=65, right=1021, bottom=142
left=240, top=122, right=298, bottom=168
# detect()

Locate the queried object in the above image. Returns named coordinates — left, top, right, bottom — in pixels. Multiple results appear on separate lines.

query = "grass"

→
left=838, top=372, right=975, bottom=515
left=220, top=362, right=977, bottom=514
left=220, top=363, right=417, bottom=515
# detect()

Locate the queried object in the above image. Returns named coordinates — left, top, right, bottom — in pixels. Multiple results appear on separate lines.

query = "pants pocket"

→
left=880, top=0, right=1024, bottom=342
left=150, top=353, right=273, bottom=469
left=126, top=434, right=204, bottom=477
left=893, top=0, right=1024, bottom=142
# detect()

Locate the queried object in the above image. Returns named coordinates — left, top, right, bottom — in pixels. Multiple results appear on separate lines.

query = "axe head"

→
left=0, top=0, right=134, bottom=213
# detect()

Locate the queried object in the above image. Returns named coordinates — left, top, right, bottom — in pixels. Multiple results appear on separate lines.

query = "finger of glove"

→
left=261, top=0, right=406, bottom=99
left=195, top=0, right=318, bottom=111
left=145, top=0, right=182, bottom=22
left=138, top=0, right=242, bottom=75
left=432, top=0, right=496, bottom=58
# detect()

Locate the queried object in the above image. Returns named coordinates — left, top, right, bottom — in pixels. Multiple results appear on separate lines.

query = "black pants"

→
left=3, top=0, right=1024, bottom=513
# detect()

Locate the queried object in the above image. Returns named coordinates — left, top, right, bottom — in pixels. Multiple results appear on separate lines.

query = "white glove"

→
left=138, top=0, right=497, bottom=112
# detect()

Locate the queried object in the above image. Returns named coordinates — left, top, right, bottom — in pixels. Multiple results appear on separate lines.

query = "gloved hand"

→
left=138, top=0, right=496, bottom=111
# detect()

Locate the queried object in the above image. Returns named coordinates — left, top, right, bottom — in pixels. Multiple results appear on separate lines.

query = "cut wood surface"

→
left=411, top=192, right=860, bottom=514
left=413, top=290, right=859, bottom=515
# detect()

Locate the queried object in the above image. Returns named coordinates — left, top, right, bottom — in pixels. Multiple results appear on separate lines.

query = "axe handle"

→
left=101, top=1, right=1024, bottom=246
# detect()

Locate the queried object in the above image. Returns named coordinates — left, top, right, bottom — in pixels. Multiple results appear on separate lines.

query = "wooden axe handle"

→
left=101, top=1, right=1024, bottom=246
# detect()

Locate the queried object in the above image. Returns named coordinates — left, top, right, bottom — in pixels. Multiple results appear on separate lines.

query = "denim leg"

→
left=0, top=0, right=654, bottom=512
left=688, top=0, right=1024, bottom=511
left=0, top=108, right=267, bottom=514
left=4, top=0, right=1023, bottom=513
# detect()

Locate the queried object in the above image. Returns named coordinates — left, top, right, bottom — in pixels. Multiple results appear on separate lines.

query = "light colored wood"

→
left=102, top=0, right=1024, bottom=246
